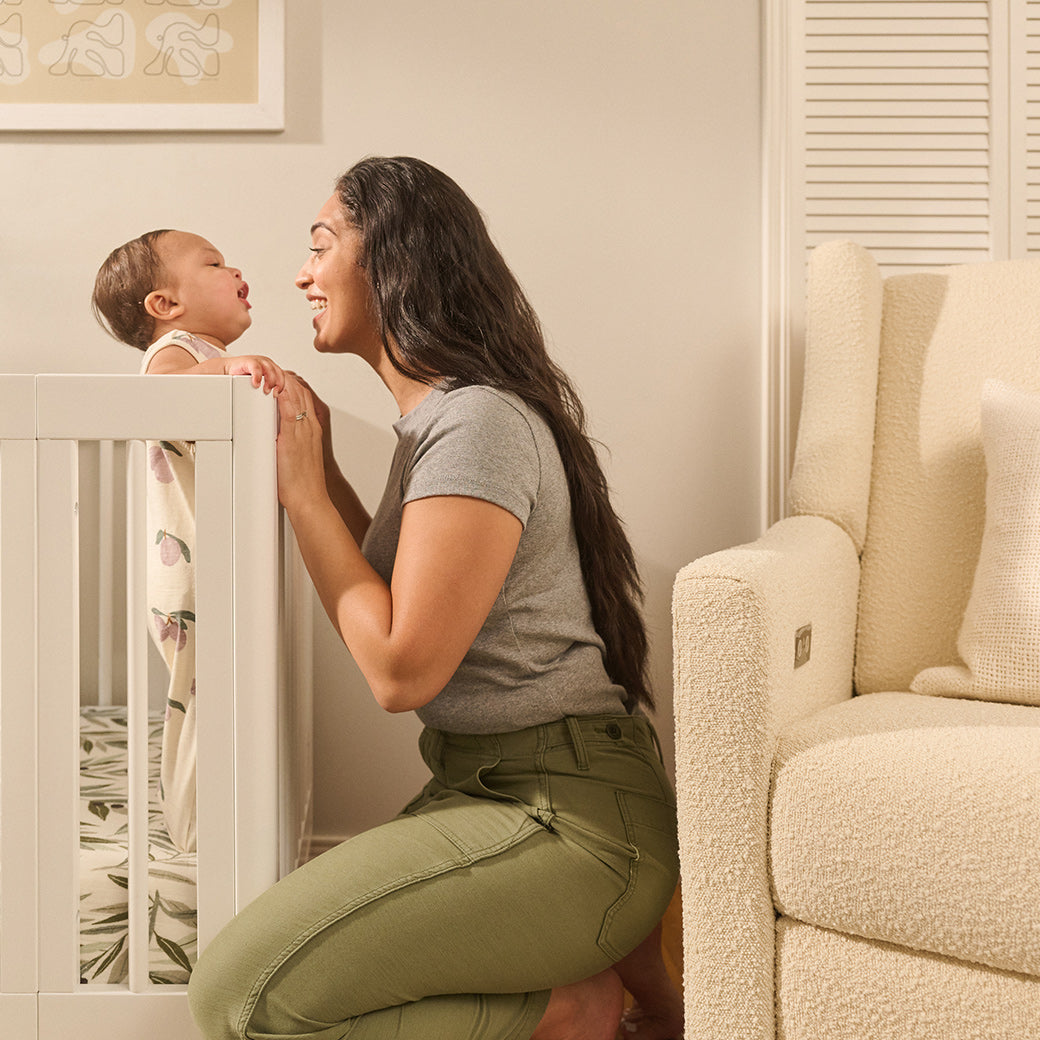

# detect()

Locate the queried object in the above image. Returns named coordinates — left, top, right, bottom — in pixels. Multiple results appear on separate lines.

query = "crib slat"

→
left=96, top=442, right=115, bottom=707
left=36, top=440, right=81, bottom=992
left=0, top=436, right=39, bottom=994
left=280, top=524, right=315, bottom=874
left=125, top=443, right=151, bottom=994
left=194, top=440, right=238, bottom=950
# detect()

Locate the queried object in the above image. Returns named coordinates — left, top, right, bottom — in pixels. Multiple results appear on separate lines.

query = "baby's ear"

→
left=144, top=289, right=184, bottom=321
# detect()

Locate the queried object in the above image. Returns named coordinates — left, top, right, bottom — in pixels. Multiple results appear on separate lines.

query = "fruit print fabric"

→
left=145, top=433, right=197, bottom=854
left=140, top=330, right=222, bottom=854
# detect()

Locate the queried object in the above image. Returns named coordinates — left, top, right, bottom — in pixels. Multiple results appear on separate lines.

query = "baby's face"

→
left=157, top=231, right=252, bottom=348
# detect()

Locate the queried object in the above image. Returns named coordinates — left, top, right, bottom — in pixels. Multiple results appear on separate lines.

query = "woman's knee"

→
left=188, top=934, right=251, bottom=1040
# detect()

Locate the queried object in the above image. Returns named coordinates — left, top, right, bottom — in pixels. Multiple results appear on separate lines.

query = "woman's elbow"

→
left=369, top=673, right=442, bottom=715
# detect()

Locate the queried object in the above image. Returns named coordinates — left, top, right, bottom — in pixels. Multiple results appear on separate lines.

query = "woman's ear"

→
left=144, top=289, right=184, bottom=322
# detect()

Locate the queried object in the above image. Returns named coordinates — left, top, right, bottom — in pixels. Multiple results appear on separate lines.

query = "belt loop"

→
left=565, top=715, right=590, bottom=771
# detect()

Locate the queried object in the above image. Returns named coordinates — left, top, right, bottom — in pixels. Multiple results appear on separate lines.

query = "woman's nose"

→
left=295, top=264, right=311, bottom=290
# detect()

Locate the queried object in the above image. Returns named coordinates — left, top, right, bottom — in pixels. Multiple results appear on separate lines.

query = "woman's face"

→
left=295, top=195, right=382, bottom=359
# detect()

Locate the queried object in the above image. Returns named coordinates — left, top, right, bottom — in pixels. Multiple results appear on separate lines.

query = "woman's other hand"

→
left=275, top=374, right=327, bottom=513
left=288, top=373, right=336, bottom=473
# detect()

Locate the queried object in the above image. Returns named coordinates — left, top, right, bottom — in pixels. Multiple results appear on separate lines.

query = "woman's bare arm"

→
left=275, top=377, right=520, bottom=712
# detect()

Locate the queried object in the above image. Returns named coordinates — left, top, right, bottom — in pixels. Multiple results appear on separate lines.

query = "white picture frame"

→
left=0, top=0, right=284, bottom=132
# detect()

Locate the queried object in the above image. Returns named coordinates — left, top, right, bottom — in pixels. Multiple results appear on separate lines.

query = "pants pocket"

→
left=596, top=789, right=680, bottom=961
left=404, top=785, right=547, bottom=864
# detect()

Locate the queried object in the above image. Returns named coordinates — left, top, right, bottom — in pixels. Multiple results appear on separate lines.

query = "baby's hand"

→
left=224, top=355, right=286, bottom=394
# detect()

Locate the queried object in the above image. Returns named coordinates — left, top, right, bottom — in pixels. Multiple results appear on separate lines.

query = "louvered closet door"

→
left=795, top=0, right=1007, bottom=273
left=1012, top=0, right=1040, bottom=255
left=770, top=0, right=1040, bottom=519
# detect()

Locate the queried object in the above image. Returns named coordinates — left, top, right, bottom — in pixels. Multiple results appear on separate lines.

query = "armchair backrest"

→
left=788, top=241, right=1040, bottom=695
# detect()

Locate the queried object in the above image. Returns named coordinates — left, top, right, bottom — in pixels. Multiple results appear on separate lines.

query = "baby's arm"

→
left=145, top=346, right=286, bottom=394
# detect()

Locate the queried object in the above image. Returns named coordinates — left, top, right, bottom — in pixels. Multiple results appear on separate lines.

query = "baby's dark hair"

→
left=92, top=229, right=171, bottom=351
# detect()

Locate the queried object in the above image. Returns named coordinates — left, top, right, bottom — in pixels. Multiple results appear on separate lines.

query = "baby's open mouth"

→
left=239, top=283, right=251, bottom=307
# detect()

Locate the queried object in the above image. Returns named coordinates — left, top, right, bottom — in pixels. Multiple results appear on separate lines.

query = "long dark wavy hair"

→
left=335, top=156, right=651, bottom=710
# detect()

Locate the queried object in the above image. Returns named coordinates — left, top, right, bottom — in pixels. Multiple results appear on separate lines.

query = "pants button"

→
left=606, top=722, right=622, bottom=739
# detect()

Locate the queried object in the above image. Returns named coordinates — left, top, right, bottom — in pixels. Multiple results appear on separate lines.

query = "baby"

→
left=92, top=229, right=286, bottom=854
left=93, top=227, right=284, bottom=384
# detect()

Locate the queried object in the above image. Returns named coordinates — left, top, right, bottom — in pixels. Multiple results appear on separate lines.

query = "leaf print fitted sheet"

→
left=78, top=705, right=197, bottom=985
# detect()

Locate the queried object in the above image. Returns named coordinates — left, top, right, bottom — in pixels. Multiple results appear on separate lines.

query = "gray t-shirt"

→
left=362, top=384, right=628, bottom=734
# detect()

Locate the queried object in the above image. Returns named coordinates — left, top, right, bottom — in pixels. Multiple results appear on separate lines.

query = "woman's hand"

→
left=279, top=373, right=372, bottom=544
left=287, top=373, right=336, bottom=473
left=275, top=374, right=327, bottom=514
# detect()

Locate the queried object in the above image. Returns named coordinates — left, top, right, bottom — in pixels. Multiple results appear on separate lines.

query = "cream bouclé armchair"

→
left=673, top=241, right=1040, bottom=1039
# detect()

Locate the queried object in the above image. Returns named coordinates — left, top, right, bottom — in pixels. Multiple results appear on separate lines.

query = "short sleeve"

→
left=402, top=388, right=541, bottom=527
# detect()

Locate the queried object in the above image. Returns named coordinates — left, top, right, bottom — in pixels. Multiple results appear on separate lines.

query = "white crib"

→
left=0, top=375, right=314, bottom=1040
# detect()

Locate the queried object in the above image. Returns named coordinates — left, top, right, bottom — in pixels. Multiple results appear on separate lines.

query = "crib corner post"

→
left=0, top=379, right=40, bottom=997
left=229, top=380, right=281, bottom=909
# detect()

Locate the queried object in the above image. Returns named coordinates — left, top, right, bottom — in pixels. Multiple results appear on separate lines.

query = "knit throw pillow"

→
left=911, top=380, right=1040, bottom=705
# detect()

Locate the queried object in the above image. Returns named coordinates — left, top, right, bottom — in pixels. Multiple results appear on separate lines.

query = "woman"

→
left=188, top=156, right=681, bottom=1040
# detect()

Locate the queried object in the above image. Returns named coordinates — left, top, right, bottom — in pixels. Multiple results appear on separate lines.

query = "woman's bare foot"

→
left=611, top=923, right=684, bottom=1040
left=616, top=999, right=684, bottom=1040
left=531, top=968, right=624, bottom=1040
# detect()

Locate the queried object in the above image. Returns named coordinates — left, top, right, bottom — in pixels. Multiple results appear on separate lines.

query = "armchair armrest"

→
left=672, top=514, right=859, bottom=1040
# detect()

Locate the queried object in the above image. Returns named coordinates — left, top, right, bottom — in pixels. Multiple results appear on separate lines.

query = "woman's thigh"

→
left=188, top=716, right=678, bottom=1039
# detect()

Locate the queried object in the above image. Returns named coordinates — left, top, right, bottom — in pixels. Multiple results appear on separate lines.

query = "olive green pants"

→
left=188, top=714, right=679, bottom=1040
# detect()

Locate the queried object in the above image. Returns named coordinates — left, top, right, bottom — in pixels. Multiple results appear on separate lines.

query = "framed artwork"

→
left=0, top=0, right=284, bottom=132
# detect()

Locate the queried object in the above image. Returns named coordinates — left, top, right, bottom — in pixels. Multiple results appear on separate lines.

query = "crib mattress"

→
left=79, top=705, right=197, bottom=985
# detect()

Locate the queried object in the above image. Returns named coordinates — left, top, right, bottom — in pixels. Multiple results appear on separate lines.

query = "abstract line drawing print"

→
left=146, top=1, right=229, bottom=8
left=39, top=10, right=133, bottom=78
left=48, top=1, right=127, bottom=11
left=0, top=12, right=29, bottom=85
left=144, top=12, right=231, bottom=85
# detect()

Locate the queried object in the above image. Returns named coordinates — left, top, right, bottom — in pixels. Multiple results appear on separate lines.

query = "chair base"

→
left=777, top=918, right=1040, bottom=1040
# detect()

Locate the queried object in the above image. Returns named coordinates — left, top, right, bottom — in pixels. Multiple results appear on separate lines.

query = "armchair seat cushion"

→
left=770, top=692, right=1040, bottom=976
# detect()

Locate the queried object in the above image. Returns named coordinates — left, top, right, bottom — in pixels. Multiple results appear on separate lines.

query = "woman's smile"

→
left=295, top=194, right=382, bottom=359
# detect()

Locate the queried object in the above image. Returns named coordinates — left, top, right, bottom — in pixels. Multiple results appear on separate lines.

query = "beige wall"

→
left=0, top=0, right=762, bottom=840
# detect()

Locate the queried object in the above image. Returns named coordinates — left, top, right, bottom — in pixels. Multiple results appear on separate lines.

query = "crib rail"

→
left=0, top=375, right=312, bottom=1039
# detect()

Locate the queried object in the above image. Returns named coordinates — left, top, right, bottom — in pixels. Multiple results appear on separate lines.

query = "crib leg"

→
left=0, top=994, right=37, bottom=1040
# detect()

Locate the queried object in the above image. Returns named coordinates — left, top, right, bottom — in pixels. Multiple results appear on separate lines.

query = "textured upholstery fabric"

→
left=856, top=259, right=1040, bottom=695
left=913, top=381, right=1040, bottom=706
left=787, top=240, right=882, bottom=553
left=673, top=515, right=859, bottom=1040
left=776, top=919, right=1040, bottom=1040
left=770, top=692, right=1040, bottom=976
left=674, top=245, right=1040, bottom=1040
